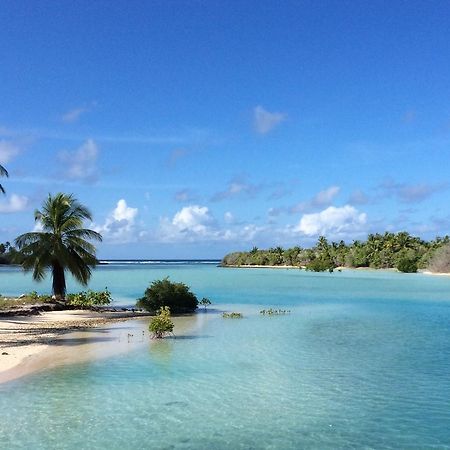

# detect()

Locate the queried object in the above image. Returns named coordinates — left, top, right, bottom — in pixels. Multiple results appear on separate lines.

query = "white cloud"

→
left=61, top=102, right=96, bottom=123
left=253, top=106, right=287, bottom=134
left=94, top=199, right=138, bottom=243
left=172, top=205, right=213, bottom=234
left=158, top=205, right=234, bottom=243
left=291, top=186, right=341, bottom=213
left=0, top=140, right=20, bottom=164
left=296, top=205, right=367, bottom=237
left=58, top=139, right=99, bottom=182
left=174, top=189, right=196, bottom=202
left=348, top=189, right=369, bottom=205
left=224, top=211, right=234, bottom=223
left=212, top=177, right=262, bottom=201
left=0, top=194, right=29, bottom=213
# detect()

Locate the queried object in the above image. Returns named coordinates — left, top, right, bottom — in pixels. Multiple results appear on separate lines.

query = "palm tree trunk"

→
left=52, top=261, right=66, bottom=300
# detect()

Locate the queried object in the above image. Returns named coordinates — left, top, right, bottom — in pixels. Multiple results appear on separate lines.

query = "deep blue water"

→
left=1, top=263, right=450, bottom=449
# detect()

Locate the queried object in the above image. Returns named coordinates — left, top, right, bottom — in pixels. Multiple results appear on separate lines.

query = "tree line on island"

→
left=221, top=233, right=450, bottom=273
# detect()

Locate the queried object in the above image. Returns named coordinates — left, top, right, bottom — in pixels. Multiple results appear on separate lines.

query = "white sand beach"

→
left=0, top=311, right=206, bottom=384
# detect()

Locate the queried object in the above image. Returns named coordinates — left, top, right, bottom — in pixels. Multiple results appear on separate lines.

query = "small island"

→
left=221, top=232, right=450, bottom=273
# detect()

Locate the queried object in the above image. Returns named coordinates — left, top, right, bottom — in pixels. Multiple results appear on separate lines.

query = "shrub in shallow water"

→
left=199, top=297, right=212, bottom=310
left=149, top=306, right=174, bottom=338
left=137, top=277, right=198, bottom=313
left=259, top=308, right=291, bottom=315
left=222, top=312, right=243, bottom=318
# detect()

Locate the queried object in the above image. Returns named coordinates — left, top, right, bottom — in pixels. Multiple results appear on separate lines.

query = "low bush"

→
left=305, top=258, right=335, bottom=272
left=396, top=257, right=418, bottom=273
left=149, top=306, right=174, bottom=338
left=222, top=312, right=243, bottom=318
left=199, top=297, right=212, bottom=310
left=137, top=277, right=198, bottom=313
left=66, top=289, right=112, bottom=308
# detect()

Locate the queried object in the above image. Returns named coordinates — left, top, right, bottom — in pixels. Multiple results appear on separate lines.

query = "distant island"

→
left=221, top=232, right=450, bottom=274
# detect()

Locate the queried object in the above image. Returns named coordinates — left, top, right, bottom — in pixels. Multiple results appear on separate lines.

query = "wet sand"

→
left=0, top=310, right=209, bottom=384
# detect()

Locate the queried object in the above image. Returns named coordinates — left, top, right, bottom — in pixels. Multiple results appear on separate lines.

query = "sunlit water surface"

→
left=1, top=263, right=450, bottom=449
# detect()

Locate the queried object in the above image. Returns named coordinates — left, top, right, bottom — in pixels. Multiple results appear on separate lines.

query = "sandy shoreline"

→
left=223, top=264, right=450, bottom=276
left=0, top=310, right=205, bottom=384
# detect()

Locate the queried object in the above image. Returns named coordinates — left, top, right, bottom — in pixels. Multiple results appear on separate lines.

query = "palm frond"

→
left=0, top=165, right=8, bottom=177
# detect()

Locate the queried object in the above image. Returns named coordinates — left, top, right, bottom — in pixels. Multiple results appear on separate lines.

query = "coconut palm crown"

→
left=15, top=193, right=102, bottom=299
left=0, top=164, right=8, bottom=194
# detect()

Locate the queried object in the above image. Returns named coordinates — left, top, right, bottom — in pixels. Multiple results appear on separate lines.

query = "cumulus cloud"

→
left=58, top=139, right=99, bottom=182
left=94, top=199, right=138, bottom=243
left=158, top=205, right=234, bottom=243
left=0, top=194, right=29, bottom=213
left=0, top=140, right=20, bottom=164
left=379, top=179, right=447, bottom=203
left=253, top=106, right=286, bottom=134
left=290, top=186, right=341, bottom=213
left=296, top=205, right=367, bottom=237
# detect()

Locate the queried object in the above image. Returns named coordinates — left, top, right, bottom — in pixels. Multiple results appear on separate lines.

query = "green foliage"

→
left=221, top=232, right=450, bottom=273
left=14, top=193, right=102, bottom=298
left=66, top=289, right=112, bottom=308
left=0, top=241, right=20, bottom=265
left=396, top=257, right=418, bottom=273
left=149, top=306, right=174, bottom=338
left=136, top=277, right=198, bottom=313
left=199, top=297, right=212, bottom=310
left=260, top=308, right=291, bottom=315
left=0, top=293, right=52, bottom=309
left=222, top=312, right=243, bottom=318
left=27, top=291, right=39, bottom=300
left=305, top=257, right=335, bottom=272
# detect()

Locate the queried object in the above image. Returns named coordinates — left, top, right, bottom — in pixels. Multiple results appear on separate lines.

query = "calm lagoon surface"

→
left=1, top=262, right=450, bottom=449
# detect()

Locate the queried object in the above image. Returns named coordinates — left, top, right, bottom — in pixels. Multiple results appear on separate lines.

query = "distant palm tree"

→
left=0, top=164, right=8, bottom=194
left=15, top=193, right=102, bottom=299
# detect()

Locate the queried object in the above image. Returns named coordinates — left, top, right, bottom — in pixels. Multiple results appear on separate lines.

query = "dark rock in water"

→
left=2, top=352, right=9, bottom=355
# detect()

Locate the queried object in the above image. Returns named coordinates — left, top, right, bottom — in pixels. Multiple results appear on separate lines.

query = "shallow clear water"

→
left=1, top=264, right=450, bottom=449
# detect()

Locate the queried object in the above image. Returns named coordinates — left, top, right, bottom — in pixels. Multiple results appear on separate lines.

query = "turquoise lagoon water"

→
left=1, top=263, right=450, bottom=449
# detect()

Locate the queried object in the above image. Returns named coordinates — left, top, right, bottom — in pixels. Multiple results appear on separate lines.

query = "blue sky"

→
left=1, top=0, right=450, bottom=258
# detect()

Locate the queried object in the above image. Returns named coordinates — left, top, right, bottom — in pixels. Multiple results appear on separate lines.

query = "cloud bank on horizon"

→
left=1, top=1, right=450, bottom=258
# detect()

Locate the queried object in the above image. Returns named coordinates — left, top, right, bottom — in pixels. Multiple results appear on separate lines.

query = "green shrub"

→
left=260, top=308, right=291, bottom=315
left=136, top=277, right=198, bottom=313
left=396, top=257, right=418, bottom=273
left=305, top=258, right=335, bottom=272
left=199, top=297, right=212, bottom=310
left=222, top=312, right=243, bottom=318
left=149, top=306, right=174, bottom=338
left=66, top=288, right=112, bottom=307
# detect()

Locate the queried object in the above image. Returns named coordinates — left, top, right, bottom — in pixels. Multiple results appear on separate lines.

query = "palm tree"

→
left=0, top=164, right=8, bottom=194
left=15, top=193, right=102, bottom=299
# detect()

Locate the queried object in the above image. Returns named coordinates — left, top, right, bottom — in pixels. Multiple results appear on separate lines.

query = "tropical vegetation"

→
left=149, top=306, right=174, bottom=338
left=14, top=193, right=102, bottom=299
left=260, top=308, right=291, bottom=315
left=199, top=297, right=212, bottom=310
left=0, top=163, right=8, bottom=194
left=221, top=232, right=450, bottom=273
left=137, top=277, right=198, bottom=313
left=66, top=289, right=112, bottom=308
left=222, top=312, right=243, bottom=318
